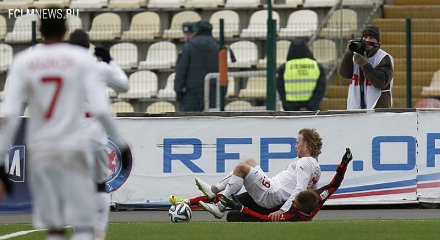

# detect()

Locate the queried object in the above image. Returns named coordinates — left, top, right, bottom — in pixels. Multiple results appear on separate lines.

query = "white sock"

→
left=47, top=235, right=66, bottom=240
left=70, top=231, right=94, bottom=240
left=214, top=171, right=233, bottom=192
left=94, top=192, right=109, bottom=240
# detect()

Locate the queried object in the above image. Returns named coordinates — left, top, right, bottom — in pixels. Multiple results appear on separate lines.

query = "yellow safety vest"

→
left=283, top=58, right=320, bottom=101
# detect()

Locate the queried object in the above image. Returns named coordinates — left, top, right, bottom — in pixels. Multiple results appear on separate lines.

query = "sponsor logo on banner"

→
left=106, top=136, right=132, bottom=193
left=6, top=146, right=26, bottom=182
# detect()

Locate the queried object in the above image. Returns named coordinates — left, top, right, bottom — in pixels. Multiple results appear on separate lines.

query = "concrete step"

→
left=393, top=71, right=433, bottom=86
left=327, top=85, right=424, bottom=98
left=393, top=0, right=440, bottom=5
left=394, top=58, right=440, bottom=72
left=381, top=45, right=440, bottom=58
left=381, top=32, right=440, bottom=45
left=384, top=5, right=440, bottom=18
left=373, top=18, right=440, bottom=32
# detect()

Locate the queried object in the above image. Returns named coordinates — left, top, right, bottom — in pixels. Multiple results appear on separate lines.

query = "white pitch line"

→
left=0, top=229, right=43, bottom=240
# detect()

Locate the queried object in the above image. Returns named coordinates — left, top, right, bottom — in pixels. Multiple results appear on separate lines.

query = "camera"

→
left=349, top=38, right=366, bottom=54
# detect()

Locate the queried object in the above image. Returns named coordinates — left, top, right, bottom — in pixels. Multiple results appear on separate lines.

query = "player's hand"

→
left=268, top=210, right=284, bottom=222
left=219, top=194, right=243, bottom=212
left=94, top=47, right=112, bottom=64
left=353, top=51, right=368, bottom=66
left=342, top=148, right=353, bottom=164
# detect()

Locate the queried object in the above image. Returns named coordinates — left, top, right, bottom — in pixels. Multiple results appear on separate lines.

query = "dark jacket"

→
left=276, top=39, right=326, bottom=111
left=338, top=47, right=393, bottom=108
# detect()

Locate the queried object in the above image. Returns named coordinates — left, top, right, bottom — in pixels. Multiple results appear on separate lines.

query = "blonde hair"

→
left=299, top=128, right=323, bottom=158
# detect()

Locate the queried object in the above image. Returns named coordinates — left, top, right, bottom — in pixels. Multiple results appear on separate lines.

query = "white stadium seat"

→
left=108, top=0, right=146, bottom=9
left=279, top=10, right=318, bottom=38
left=0, top=44, right=13, bottom=72
left=312, top=39, right=337, bottom=69
left=0, top=0, right=34, bottom=9
left=238, top=77, right=266, bottom=98
left=274, top=0, right=302, bottom=8
left=303, top=0, right=337, bottom=7
left=224, top=0, right=259, bottom=8
left=148, top=0, right=185, bottom=8
left=184, top=0, right=224, bottom=8
left=118, top=70, right=158, bottom=99
left=138, top=41, right=176, bottom=70
left=225, top=100, right=252, bottom=111
left=111, top=101, right=134, bottom=113
left=240, top=10, right=280, bottom=38
left=158, top=73, right=177, bottom=99
left=88, top=13, right=121, bottom=40
left=228, top=40, right=258, bottom=68
left=33, top=0, right=70, bottom=8
left=320, top=9, right=358, bottom=39
left=422, top=70, right=440, bottom=97
left=5, top=14, right=40, bottom=42
left=121, top=12, right=161, bottom=40
left=257, top=40, right=291, bottom=68
left=70, top=0, right=108, bottom=8
left=109, top=43, right=139, bottom=70
left=163, top=11, right=201, bottom=39
left=146, top=101, right=176, bottom=113
left=210, top=10, right=240, bottom=38
left=63, top=15, right=83, bottom=40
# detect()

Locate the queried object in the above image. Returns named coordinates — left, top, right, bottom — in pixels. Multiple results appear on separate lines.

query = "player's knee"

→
left=243, top=158, right=258, bottom=167
left=233, top=162, right=250, bottom=178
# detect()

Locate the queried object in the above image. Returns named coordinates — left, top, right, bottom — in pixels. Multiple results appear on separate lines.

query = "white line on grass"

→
left=0, top=230, right=43, bottom=239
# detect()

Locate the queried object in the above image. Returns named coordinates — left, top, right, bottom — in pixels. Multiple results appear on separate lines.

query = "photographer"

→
left=338, top=24, right=394, bottom=109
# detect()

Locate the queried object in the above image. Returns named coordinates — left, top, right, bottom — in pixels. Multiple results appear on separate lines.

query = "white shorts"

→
left=28, top=151, right=95, bottom=230
left=90, top=139, right=110, bottom=184
left=243, top=166, right=284, bottom=209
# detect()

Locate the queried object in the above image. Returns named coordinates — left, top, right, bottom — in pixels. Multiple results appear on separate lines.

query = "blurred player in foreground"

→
left=0, top=8, right=129, bottom=240
left=171, top=148, right=353, bottom=222
left=69, top=29, right=129, bottom=240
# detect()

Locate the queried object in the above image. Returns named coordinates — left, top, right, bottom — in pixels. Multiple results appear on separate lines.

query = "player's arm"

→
left=98, top=61, right=129, bottom=93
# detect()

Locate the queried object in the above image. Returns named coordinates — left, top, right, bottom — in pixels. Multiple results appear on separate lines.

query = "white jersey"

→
left=271, top=157, right=321, bottom=212
left=0, top=43, right=110, bottom=155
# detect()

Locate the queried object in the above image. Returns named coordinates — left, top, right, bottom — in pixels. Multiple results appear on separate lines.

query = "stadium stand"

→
left=106, top=87, right=118, bottom=99
left=88, top=13, right=121, bottom=40
left=111, top=101, right=134, bottom=113
left=0, top=15, right=6, bottom=41
left=240, top=10, right=280, bottom=38
left=303, top=0, right=337, bottom=7
left=163, top=11, right=201, bottom=39
left=311, top=39, right=337, bottom=70
left=228, top=40, right=258, bottom=68
left=421, top=70, right=440, bottom=97
left=147, top=0, right=185, bottom=8
left=279, top=10, right=318, bottom=38
left=5, top=14, right=40, bottom=42
left=109, top=42, right=139, bottom=70
left=320, top=9, right=357, bottom=39
left=121, top=12, right=161, bottom=40
left=118, top=70, right=158, bottom=99
left=157, top=73, right=177, bottom=99
left=138, top=41, right=176, bottom=70
left=238, top=77, right=266, bottom=98
left=225, top=100, right=252, bottom=111
left=184, top=0, right=225, bottom=8
left=0, top=0, right=34, bottom=9
left=70, top=0, right=108, bottom=8
left=257, top=39, right=290, bottom=68
left=226, top=77, right=237, bottom=98
left=0, top=44, right=12, bottom=72
left=210, top=10, right=240, bottom=38
left=63, top=15, right=83, bottom=41
left=33, top=0, right=70, bottom=8
left=274, top=0, right=303, bottom=8
left=108, top=0, right=147, bottom=9
left=146, top=101, right=176, bottom=113
left=224, top=0, right=260, bottom=8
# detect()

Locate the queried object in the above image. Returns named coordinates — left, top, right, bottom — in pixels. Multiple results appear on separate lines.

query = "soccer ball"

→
left=169, top=202, right=192, bottom=223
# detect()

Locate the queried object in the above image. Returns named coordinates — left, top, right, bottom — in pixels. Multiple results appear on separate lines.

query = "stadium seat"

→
left=224, top=0, right=259, bottom=8
left=274, top=0, right=302, bottom=7
left=226, top=77, right=236, bottom=97
left=121, top=12, right=160, bottom=40
left=303, top=0, right=337, bottom=7
left=343, top=0, right=382, bottom=6
left=111, top=101, right=134, bottom=113
left=0, top=44, right=13, bottom=72
left=109, top=43, right=139, bottom=70
left=158, top=72, right=177, bottom=99
left=33, top=0, right=70, bottom=8
left=421, top=70, right=440, bottom=97
left=279, top=10, right=318, bottom=38
left=238, top=77, right=266, bottom=98
left=210, top=10, right=240, bottom=38
left=163, top=11, right=201, bottom=39
left=106, top=87, right=118, bottom=98
left=0, top=0, right=34, bottom=9
left=118, top=70, right=158, bottom=99
left=70, top=0, right=108, bottom=8
left=0, top=15, right=6, bottom=41
left=147, top=0, right=185, bottom=8
left=225, top=100, right=252, bottom=111
left=5, top=14, right=40, bottom=42
left=146, top=101, right=176, bottom=113
left=108, top=0, right=146, bottom=8
left=257, top=40, right=291, bottom=68
left=88, top=13, right=121, bottom=40
left=415, top=98, right=440, bottom=108
left=184, top=0, right=224, bottom=8
left=311, top=39, right=337, bottom=69
left=138, top=41, right=176, bottom=70
left=228, top=40, right=258, bottom=68
left=63, top=15, right=83, bottom=40
left=320, top=9, right=357, bottom=39
left=240, top=10, right=280, bottom=38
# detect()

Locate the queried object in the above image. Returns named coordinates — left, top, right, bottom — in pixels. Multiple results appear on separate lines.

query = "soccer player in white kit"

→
left=177, top=128, right=322, bottom=221
left=69, top=29, right=129, bottom=240
left=0, top=9, right=129, bottom=240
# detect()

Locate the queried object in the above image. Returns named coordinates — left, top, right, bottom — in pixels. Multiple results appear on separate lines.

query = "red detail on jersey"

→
left=41, top=77, right=62, bottom=119
left=28, top=58, right=74, bottom=71
left=260, top=176, right=271, bottom=188
left=85, top=112, right=92, bottom=118
left=352, top=74, right=372, bottom=86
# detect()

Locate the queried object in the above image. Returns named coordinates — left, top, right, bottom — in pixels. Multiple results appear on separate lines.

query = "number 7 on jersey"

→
left=41, top=77, right=62, bottom=119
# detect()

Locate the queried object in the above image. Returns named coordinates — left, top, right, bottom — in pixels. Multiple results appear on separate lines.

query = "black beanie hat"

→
left=182, top=22, right=195, bottom=34
left=362, top=24, right=380, bottom=42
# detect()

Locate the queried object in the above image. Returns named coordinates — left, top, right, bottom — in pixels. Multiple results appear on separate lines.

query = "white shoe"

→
left=195, top=177, right=215, bottom=200
left=199, top=201, right=224, bottom=219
